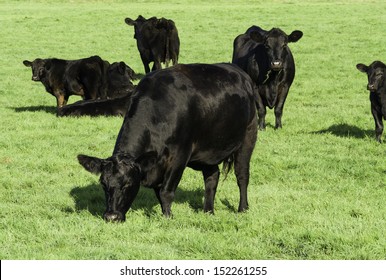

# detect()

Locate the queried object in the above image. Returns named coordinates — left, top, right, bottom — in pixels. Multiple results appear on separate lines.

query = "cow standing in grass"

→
left=77, top=63, right=257, bottom=222
left=232, top=26, right=303, bottom=129
left=23, top=56, right=135, bottom=107
left=356, top=61, right=386, bottom=142
left=125, top=15, right=180, bottom=73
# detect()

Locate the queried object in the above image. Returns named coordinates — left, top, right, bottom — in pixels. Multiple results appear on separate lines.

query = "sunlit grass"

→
left=0, top=0, right=386, bottom=259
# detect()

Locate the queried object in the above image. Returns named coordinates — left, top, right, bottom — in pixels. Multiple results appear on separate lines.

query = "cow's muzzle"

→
left=271, top=60, right=283, bottom=71
left=104, top=211, right=125, bottom=222
left=32, top=76, right=40, bottom=81
left=367, top=84, right=376, bottom=92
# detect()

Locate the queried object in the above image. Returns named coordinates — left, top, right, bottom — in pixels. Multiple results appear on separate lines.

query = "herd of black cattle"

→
left=23, top=15, right=386, bottom=222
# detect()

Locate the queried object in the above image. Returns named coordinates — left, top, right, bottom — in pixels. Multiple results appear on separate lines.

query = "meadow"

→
left=0, top=0, right=385, bottom=259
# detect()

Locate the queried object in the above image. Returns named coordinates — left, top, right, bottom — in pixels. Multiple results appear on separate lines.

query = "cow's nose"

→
left=104, top=212, right=124, bottom=222
left=367, top=84, right=376, bottom=91
left=271, top=60, right=282, bottom=70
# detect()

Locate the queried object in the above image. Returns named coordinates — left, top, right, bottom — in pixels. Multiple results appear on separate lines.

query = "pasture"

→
left=1, top=0, right=385, bottom=259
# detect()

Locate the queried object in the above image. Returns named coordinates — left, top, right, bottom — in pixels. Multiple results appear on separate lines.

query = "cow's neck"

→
left=262, top=69, right=282, bottom=84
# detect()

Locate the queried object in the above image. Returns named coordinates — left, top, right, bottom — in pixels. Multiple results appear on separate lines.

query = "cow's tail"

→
left=164, top=20, right=174, bottom=67
left=222, top=154, right=235, bottom=179
left=165, top=34, right=170, bottom=67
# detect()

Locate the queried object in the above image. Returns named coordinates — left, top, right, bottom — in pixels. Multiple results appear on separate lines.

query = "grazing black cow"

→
left=57, top=93, right=133, bottom=117
left=23, top=57, right=135, bottom=107
left=232, top=26, right=303, bottom=129
left=77, top=63, right=257, bottom=222
left=356, top=61, right=386, bottom=142
left=125, top=15, right=180, bottom=73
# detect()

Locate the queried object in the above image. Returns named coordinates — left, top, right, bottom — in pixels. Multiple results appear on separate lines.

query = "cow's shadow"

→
left=13, top=105, right=57, bottom=114
left=70, top=183, right=205, bottom=218
left=313, top=123, right=374, bottom=139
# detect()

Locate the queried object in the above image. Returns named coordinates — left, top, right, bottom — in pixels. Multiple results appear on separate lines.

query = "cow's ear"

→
left=135, top=151, right=158, bottom=173
left=23, top=60, right=32, bottom=67
left=44, top=60, right=52, bottom=71
left=249, top=31, right=265, bottom=43
left=249, top=30, right=265, bottom=43
left=356, top=63, right=369, bottom=73
left=125, top=18, right=135, bottom=26
left=288, top=30, right=303, bottom=43
left=118, top=62, right=126, bottom=74
left=125, top=64, right=135, bottom=80
left=77, top=154, right=104, bottom=175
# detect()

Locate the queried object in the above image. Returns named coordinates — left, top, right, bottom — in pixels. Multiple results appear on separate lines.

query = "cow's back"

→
left=232, top=34, right=269, bottom=85
left=113, top=63, right=256, bottom=165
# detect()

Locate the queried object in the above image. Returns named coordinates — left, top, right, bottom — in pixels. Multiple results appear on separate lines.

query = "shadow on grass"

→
left=69, top=183, right=205, bottom=218
left=12, top=105, right=57, bottom=115
left=220, top=199, right=237, bottom=213
left=313, top=123, right=374, bottom=139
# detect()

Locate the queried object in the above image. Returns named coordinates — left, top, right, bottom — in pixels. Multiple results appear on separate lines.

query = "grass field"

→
left=1, top=0, right=386, bottom=259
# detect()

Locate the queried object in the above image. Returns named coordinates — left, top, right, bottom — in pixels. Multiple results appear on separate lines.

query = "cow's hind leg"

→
left=234, top=115, right=257, bottom=212
left=202, top=165, right=220, bottom=214
left=152, top=59, right=162, bottom=72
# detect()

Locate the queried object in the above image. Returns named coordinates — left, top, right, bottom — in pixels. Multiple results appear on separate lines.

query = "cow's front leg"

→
left=140, top=55, right=151, bottom=73
left=255, top=89, right=266, bottom=130
left=202, top=165, right=220, bottom=214
left=54, top=91, right=66, bottom=108
left=274, top=105, right=283, bottom=129
left=274, top=85, right=290, bottom=129
left=159, top=166, right=185, bottom=217
left=257, top=104, right=266, bottom=130
left=159, top=188, right=175, bottom=217
left=371, top=106, right=383, bottom=143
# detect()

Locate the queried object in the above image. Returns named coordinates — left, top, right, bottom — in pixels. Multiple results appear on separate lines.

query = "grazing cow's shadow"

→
left=313, top=123, right=374, bottom=139
left=69, top=183, right=205, bottom=218
left=13, top=106, right=57, bottom=114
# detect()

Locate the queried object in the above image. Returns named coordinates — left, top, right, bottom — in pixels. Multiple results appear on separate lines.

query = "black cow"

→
left=105, top=61, right=136, bottom=98
left=57, top=93, right=133, bottom=117
left=125, top=15, right=180, bottom=73
left=23, top=57, right=135, bottom=107
left=232, top=26, right=303, bottom=129
left=23, top=56, right=108, bottom=107
left=77, top=63, right=257, bottom=222
left=356, top=61, right=386, bottom=142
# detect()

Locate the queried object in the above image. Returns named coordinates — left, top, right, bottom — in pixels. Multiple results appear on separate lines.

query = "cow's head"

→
left=124, top=15, right=147, bottom=39
left=357, top=61, right=386, bottom=118
left=107, top=62, right=136, bottom=96
left=23, top=59, right=46, bottom=81
left=250, top=28, right=303, bottom=71
left=78, top=154, right=141, bottom=222
left=356, top=61, right=386, bottom=93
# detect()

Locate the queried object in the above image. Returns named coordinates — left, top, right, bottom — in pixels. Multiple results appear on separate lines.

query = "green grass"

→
left=1, top=0, right=386, bottom=259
